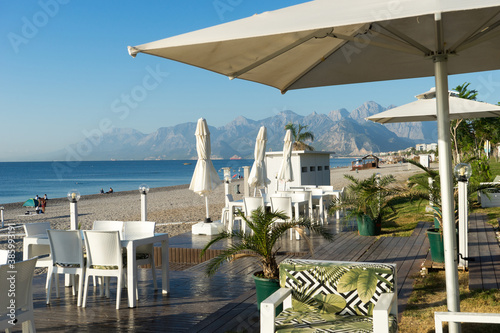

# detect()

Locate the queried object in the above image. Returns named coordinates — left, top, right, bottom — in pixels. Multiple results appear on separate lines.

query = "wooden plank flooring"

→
left=21, top=219, right=450, bottom=333
left=468, top=213, right=500, bottom=290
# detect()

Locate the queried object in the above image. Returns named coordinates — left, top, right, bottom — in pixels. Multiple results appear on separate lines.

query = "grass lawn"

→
left=399, top=270, right=500, bottom=332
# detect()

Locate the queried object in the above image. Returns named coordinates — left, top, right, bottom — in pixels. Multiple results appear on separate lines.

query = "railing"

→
left=434, top=312, right=500, bottom=333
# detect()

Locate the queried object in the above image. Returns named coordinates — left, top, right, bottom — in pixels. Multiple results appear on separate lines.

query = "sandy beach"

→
left=0, top=162, right=426, bottom=260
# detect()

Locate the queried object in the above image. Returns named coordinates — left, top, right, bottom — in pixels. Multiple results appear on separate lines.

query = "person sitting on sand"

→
left=106, top=187, right=114, bottom=194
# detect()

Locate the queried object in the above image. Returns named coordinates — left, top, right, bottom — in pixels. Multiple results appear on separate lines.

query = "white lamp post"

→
left=139, top=184, right=149, bottom=222
left=222, top=167, right=232, bottom=198
left=67, top=190, right=80, bottom=230
left=454, top=163, right=472, bottom=269
left=0, top=206, right=4, bottom=228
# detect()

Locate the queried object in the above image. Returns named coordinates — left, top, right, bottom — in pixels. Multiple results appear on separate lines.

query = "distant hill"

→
left=49, top=101, right=437, bottom=160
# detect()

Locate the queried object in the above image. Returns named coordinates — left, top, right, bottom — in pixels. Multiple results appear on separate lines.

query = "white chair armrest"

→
left=373, top=292, right=396, bottom=333
left=260, top=287, right=292, bottom=333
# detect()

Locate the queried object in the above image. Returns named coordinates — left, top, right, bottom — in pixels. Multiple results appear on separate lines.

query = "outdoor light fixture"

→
left=454, top=163, right=472, bottom=269
left=453, top=163, right=472, bottom=182
left=67, top=189, right=80, bottom=231
left=67, top=189, right=81, bottom=203
left=139, top=184, right=150, bottom=194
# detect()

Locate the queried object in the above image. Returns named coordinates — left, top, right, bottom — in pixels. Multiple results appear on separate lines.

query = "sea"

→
left=0, top=158, right=353, bottom=205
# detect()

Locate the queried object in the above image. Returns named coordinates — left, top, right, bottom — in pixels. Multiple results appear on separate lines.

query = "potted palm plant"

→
left=332, top=173, right=401, bottom=236
left=201, top=207, right=334, bottom=311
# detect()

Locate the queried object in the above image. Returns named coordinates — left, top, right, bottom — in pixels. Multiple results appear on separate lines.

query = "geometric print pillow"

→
left=279, top=259, right=395, bottom=316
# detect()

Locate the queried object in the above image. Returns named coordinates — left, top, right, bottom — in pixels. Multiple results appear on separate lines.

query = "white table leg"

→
left=127, top=243, right=136, bottom=308
left=161, top=238, right=170, bottom=294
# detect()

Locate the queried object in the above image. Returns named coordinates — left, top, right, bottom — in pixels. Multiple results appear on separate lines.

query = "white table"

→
left=227, top=201, right=245, bottom=232
left=314, top=190, right=341, bottom=223
left=123, top=233, right=170, bottom=308
left=23, top=232, right=170, bottom=308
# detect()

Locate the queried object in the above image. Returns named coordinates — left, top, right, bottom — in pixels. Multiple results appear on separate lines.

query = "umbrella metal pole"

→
left=435, top=54, right=461, bottom=333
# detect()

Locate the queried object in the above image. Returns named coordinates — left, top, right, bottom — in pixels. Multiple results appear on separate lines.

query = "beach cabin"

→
left=351, top=154, right=379, bottom=171
left=265, top=150, right=333, bottom=191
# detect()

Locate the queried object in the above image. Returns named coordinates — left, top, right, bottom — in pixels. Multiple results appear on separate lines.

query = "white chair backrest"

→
left=47, top=230, right=84, bottom=267
left=92, top=221, right=124, bottom=238
left=225, top=194, right=234, bottom=206
left=83, top=231, right=122, bottom=268
left=123, top=221, right=156, bottom=239
left=270, top=196, right=293, bottom=221
left=310, top=188, right=324, bottom=196
left=0, top=258, right=37, bottom=314
left=0, top=250, right=9, bottom=265
left=244, top=197, right=265, bottom=217
left=23, top=222, right=51, bottom=237
left=319, top=185, right=334, bottom=192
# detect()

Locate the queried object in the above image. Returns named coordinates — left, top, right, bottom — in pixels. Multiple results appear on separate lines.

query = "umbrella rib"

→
left=448, top=10, right=500, bottom=53
left=453, top=22, right=500, bottom=53
left=228, top=28, right=332, bottom=80
left=329, top=31, right=424, bottom=56
left=373, top=23, right=432, bottom=55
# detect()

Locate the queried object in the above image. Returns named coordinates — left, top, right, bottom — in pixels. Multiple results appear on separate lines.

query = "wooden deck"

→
left=24, top=219, right=432, bottom=333
left=468, top=213, right=500, bottom=290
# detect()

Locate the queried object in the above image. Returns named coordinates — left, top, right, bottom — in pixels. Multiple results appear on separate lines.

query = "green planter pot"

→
left=426, top=228, right=445, bottom=263
left=357, top=215, right=381, bottom=236
left=253, top=272, right=282, bottom=315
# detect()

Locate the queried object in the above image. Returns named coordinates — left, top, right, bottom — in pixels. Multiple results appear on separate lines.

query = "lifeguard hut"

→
left=351, top=154, right=379, bottom=171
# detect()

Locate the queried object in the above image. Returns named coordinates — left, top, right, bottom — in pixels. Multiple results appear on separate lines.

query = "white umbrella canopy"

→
left=128, top=0, right=500, bottom=93
left=248, top=126, right=269, bottom=193
left=277, top=129, right=294, bottom=190
left=129, top=1, right=500, bottom=329
left=367, top=94, right=500, bottom=123
left=189, top=118, right=221, bottom=222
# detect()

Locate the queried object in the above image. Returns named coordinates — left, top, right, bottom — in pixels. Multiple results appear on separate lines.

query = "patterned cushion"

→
left=279, top=259, right=395, bottom=317
left=275, top=310, right=398, bottom=333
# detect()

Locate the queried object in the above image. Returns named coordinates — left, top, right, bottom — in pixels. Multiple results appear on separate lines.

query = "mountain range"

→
left=52, top=101, right=437, bottom=160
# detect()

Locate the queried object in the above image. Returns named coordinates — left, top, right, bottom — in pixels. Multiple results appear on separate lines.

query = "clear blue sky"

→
left=2, top=0, right=500, bottom=161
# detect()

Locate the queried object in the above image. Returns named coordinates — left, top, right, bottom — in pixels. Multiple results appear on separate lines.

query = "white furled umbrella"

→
left=189, top=118, right=223, bottom=235
left=248, top=126, right=269, bottom=195
left=277, top=129, right=293, bottom=191
left=129, top=1, right=500, bottom=329
left=367, top=91, right=500, bottom=123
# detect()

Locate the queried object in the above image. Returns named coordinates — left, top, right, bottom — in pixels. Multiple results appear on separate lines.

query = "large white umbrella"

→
left=277, top=129, right=293, bottom=191
left=129, top=1, right=500, bottom=329
left=367, top=90, right=500, bottom=123
left=248, top=126, right=269, bottom=194
left=189, top=118, right=221, bottom=223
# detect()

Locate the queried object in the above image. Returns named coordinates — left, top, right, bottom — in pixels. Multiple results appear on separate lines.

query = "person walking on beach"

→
left=40, top=198, right=46, bottom=213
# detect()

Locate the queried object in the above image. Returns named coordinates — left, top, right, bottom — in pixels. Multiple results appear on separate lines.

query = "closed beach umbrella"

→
left=22, top=198, right=39, bottom=207
left=129, top=1, right=500, bottom=328
left=248, top=126, right=269, bottom=194
left=277, top=129, right=293, bottom=190
left=189, top=118, right=221, bottom=222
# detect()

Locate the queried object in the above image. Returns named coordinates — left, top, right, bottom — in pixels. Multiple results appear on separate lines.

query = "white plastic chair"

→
left=91, top=221, right=124, bottom=287
left=243, top=197, right=265, bottom=233
left=221, top=194, right=236, bottom=229
left=82, top=230, right=125, bottom=309
left=23, top=222, right=52, bottom=270
left=123, top=221, right=157, bottom=290
left=270, top=196, right=299, bottom=240
left=0, top=249, right=9, bottom=265
left=0, top=258, right=37, bottom=333
left=92, top=220, right=124, bottom=238
left=46, top=230, right=86, bottom=307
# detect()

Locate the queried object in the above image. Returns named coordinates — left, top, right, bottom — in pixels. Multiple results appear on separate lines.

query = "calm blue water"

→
left=0, top=158, right=352, bottom=204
